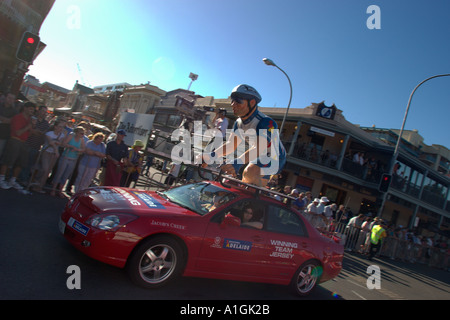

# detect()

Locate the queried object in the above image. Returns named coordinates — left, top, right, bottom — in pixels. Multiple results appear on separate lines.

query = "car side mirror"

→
left=221, top=213, right=241, bottom=228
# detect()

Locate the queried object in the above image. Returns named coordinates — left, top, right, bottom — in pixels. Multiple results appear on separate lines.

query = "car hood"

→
left=72, top=187, right=198, bottom=217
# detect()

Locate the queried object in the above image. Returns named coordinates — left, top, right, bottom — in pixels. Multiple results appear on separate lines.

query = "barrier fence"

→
left=305, top=217, right=449, bottom=270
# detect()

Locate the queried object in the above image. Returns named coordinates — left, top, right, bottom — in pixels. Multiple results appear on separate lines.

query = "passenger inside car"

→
left=240, top=204, right=263, bottom=229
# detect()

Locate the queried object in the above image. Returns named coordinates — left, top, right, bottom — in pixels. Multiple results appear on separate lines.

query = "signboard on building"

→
left=315, top=102, right=337, bottom=120
left=310, top=126, right=335, bottom=137
left=116, top=112, right=155, bottom=148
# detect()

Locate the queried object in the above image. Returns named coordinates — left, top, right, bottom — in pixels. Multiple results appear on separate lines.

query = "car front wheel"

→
left=127, top=235, right=185, bottom=288
left=290, top=260, right=322, bottom=296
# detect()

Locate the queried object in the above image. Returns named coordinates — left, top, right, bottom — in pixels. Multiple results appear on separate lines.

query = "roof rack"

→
left=197, top=165, right=297, bottom=205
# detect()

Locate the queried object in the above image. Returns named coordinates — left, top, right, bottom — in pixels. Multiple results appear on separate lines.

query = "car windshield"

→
left=159, top=182, right=237, bottom=216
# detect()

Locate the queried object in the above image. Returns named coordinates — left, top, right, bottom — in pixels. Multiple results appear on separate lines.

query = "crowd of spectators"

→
left=263, top=173, right=449, bottom=271
left=0, top=92, right=143, bottom=197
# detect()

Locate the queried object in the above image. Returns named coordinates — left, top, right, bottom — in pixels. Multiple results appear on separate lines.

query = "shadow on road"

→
left=341, top=251, right=450, bottom=295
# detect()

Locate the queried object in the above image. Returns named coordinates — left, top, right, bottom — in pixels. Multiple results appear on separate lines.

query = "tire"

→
left=290, top=260, right=322, bottom=296
left=127, top=235, right=185, bottom=288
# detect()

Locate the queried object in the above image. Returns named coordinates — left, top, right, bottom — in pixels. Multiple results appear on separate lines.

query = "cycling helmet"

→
left=231, top=84, right=262, bottom=105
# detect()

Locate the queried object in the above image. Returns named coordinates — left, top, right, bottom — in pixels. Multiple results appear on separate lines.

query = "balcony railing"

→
left=291, top=145, right=338, bottom=169
left=289, top=145, right=448, bottom=211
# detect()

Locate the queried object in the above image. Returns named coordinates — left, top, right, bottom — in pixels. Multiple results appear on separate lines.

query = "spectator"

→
left=270, top=186, right=283, bottom=201
left=74, top=132, right=106, bottom=192
left=358, top=216, right=373, bottom=254
left=384, top=224, right=400, bottom=260
left=346, top=214, right=364, bottom=251
left=0, top=102, right=36, bottom=190
left=292, top=192, right=307, bottom=211
left=104, top=129, right=129, bottom=186
left=317, top=196, right=329, bottom=214
left=142, top=153, right=154, bottom=176
left=164, top=161, right=181, bottom=186
left=323, top=203, right=336, bottom=222
left=282, top=185, right=292, bottom=196
left=367, top=156, right=378, bottom=181
left=0, top=92, right=17, bottom=159
left=284, top=188, right=299, bottom=204
left=20, top=105, right=50, bottom=185
left=31, top=119, right=67, bottom=194
left=306, top=198, right=327, bottom=228
left=121, top=140, right=144, bottom=187
left=65, top=121, right=91, bottom=195
left=289, top=188, right=299, bottom=197
left=368, top=219, right=387, bottom=260
left=352, top=151, right=361, bottom=164
left=50, top=126, right=85, bottom=197
left=307, top=198, right=320, bottom=215
left=211, top=108, right=229, bottom=139
left=335, top=204, right=346, bottom=223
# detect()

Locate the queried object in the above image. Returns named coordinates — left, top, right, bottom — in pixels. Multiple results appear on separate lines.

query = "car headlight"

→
left=86, top=214, right=137, bottom=231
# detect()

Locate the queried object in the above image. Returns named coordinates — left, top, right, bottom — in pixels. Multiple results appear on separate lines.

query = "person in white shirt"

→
left=212, top=108, right=229, bottom=139
left=32, top=119, right=67, bottom=193
left=317, top=196, right=329, bottom=214
left=165, top=161, right=181, bottom=186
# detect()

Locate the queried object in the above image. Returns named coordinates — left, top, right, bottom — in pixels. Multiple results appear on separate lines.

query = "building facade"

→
left=21, top=74, right=70, bottom=109
left=119, top=84, right=166, bottom=115
left=93, top=82, right=131, bottom=94
left=254, top=102, right=449, bottom=235
left=0, top=0, right=55, bottom=94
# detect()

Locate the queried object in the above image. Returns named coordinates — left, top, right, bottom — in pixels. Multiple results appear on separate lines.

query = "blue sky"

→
left=28, top=0, right=450, bottom=148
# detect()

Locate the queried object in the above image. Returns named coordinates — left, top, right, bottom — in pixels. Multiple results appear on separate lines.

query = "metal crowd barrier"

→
left=307, top=219, right=449, bottom=270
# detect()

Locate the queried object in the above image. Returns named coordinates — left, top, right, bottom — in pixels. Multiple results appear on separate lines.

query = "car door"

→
left=263, top=204, right=315, bottom=280
left=196, top=200, right=269, bottom=278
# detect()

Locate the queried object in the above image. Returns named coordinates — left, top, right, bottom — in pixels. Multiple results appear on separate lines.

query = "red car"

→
left=59, top=178, right=343, bottom=296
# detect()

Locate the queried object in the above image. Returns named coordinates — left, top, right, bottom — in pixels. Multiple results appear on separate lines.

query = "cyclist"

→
left=201, top=84, right=286, bottom=187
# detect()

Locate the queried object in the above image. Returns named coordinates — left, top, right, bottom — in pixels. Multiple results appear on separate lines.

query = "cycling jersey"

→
left=231, top=108, right=286, bottom=176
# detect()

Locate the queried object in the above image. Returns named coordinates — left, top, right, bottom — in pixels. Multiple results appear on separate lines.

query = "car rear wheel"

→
left=127, top=235, right=184, bottom=288
left=290, top=260, right=322, bottom=296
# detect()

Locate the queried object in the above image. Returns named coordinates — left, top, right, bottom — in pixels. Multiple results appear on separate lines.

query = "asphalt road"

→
left=1, top=184, right=449, bottom=306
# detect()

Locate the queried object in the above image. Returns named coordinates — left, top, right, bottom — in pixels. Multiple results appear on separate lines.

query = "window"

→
left=167, top=115, right=182, bottom=127
left=266, top=205, right=307, bottom=237
left=211, top=200, right=265, bottom=230
left=154, top=113, right=168, bottom=124
left=161, top=182, right=236, bottom=216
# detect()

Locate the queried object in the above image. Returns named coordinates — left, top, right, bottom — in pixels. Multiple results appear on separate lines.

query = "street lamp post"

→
left=187, top=72, right=198, bottom=91
left=263, top=58, right=293, bottom=134
left=377, top=73, right=450, bottom=217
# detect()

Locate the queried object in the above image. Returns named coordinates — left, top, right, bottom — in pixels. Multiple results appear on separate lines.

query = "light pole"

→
left=377, top=73, right=450, bottom=217
left=263, top=58, right=293, bottom=134
left=187, top=72, right=198, bottom=91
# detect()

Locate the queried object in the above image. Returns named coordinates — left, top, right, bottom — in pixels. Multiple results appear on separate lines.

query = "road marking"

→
left=347, top=279, right=367, bottom=289
left=347, top=277, right=406, bottom=300
left=351, top=290, right=367, bottom=300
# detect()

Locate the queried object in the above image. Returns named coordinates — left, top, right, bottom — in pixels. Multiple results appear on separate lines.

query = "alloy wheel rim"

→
left=139, top=244, right=177, bottom=284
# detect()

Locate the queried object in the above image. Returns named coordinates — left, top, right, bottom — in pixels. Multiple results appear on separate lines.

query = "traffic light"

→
left=16, top=31, right=40, bottom=63
left=378, top=174, right=392, bottom=192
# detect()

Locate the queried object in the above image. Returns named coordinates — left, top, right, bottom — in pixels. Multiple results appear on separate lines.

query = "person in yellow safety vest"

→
left=368, top=220, right=387, bottom=260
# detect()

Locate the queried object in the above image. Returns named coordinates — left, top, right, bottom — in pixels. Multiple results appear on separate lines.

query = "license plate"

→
left=67, top=217, right=90, bottom=236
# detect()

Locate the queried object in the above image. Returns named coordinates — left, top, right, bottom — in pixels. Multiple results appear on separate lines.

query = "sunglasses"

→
left=231, top=97, right=246, bottom=104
